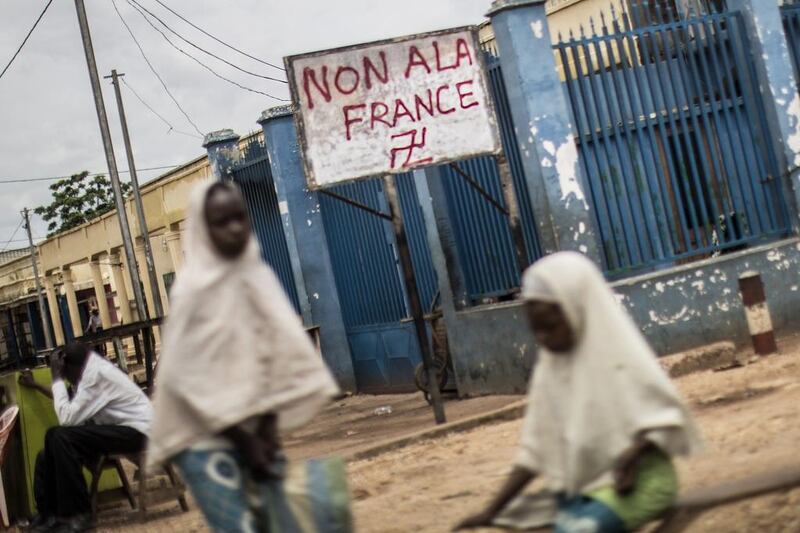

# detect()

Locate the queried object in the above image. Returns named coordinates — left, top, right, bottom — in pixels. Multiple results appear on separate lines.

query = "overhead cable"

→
left=0, top=220, right=24, bottom=252
left=0, top=0, right=55, bottom=81
left=129, top=0, right=286, bottom=84
left=120, top=77, right=204, bottom=139
left=111, top=0, right=205, bottom=136
left=126, top=0, right=288, bottom=101
left=152, top=0, right=285, bottom=72
left=0, top=165, right=181, bottom=184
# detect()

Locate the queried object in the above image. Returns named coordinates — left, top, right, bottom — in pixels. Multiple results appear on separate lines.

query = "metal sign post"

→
left=382, top=174, right=446, bottom=423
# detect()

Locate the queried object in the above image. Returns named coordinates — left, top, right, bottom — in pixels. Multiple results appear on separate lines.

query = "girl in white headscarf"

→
left=456, top=252, right=701, bottom=533
left=147, top=181, right=339, bottom=532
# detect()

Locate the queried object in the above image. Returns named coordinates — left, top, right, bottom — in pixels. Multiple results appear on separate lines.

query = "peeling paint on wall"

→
left=554, top=135, right=587, bottom=209
left=649, top=306, right=689, bottom=325
left=783, top=90, right=800, bottom=167
left=767, top=249, right=785, bottom=262
left=530, top=20, right=544, bottom=39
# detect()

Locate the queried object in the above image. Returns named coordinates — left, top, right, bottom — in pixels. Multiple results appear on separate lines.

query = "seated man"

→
left=19, top=342, right=152, bottom=533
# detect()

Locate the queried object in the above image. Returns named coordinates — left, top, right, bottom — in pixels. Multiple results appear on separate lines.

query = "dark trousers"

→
left=34, top=425, right=146, bottom=518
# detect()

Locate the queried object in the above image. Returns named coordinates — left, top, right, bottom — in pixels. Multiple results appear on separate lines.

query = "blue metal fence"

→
left=318, top=175, right=437, bottom=393
left=782, top=3, right=800, bottom=91
left=436, top=55, right=543, bottom=302
left=229, top=137, right=301, bottom=312
left=318, top=175, right=437, bottom=328
left=554, top=6, right=789, bottom=275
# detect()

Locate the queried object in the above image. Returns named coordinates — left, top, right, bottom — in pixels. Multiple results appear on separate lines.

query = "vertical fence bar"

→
left=652, top=17, right=715, bottom=252
left=704, top=14, right=767, bottom=236
left=635, top=5, right=706, bottom=252
left=611, top=8, right=679, bottom=258
left=584, top=24, right=647, bottom=264
left=694, top=14, right=753, bottom=241
left=663, top=11, right=727, bottom=246
left=723, top=14, right=779, bottom=231
left=623, top=6, right=696, bottom=258
left=569, top=31, right=635, bottom=267
left=586, top=21, right=650, bottom=264
left=601, top=11, right=670, bottom=260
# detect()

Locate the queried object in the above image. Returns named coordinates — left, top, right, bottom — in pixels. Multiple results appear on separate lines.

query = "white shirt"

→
left=51, top=353, right=153, bottom=436
left=88, top=314, right=102, bottom=331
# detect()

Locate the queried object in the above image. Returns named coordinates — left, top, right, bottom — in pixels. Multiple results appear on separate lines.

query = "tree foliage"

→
left=34, top=171, right=132, bottom=236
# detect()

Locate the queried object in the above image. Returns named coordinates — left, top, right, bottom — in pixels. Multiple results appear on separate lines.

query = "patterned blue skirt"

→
left=174, top=448, right=352, bottom=533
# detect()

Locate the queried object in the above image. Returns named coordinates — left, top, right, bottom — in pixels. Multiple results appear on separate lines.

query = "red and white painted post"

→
left=738, top=271, right=778, bottom=356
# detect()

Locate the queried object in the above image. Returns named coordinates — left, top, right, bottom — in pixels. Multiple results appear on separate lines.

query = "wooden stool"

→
left=89, top=453, right=189, bottom=521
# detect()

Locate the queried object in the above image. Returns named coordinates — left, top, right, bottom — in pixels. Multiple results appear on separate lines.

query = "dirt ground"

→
left=90, top=336, right=800, bottom=532
left=349, top=336, right=800, bottom=533
left=89, top=393, right=520, bottom=532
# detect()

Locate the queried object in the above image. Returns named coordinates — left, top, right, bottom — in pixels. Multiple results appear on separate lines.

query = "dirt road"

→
left=92, top=337, right=800, bottom=532
left=349, top=338, right=800, bottom=532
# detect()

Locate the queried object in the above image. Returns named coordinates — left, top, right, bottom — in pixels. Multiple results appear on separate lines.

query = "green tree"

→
left=35, top=171, right=132, bottom=236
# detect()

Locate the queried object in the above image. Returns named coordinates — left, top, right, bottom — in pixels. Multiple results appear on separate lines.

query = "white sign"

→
left=286, top=27, right=502, bottom=188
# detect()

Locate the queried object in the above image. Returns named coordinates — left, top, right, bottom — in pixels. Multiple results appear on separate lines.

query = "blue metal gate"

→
left=318, top=175, right=436, bottom=393
left=554, top=5, right=789, bottom=276
left=436, top=55, right=543, bottom=303
left=230, top=137, right=301, bottom=313
left=782, top=2, right=800, bottom=90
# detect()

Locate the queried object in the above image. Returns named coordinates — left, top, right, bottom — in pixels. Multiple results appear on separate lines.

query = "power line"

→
left=0, top=220, right=24, bottom=253
left=126, top=1, right=288, bottom=102
left=111, top=0, right=205, bottom=136
left=0, top=0, right=55, bottom=81
left=152, top=0, right=285, bottom=72
left=120, top=77, right=204, bottom=139
left=0, top=237, right=44, bottom=244
left=0, top=164, right=181, bottom=184
left=129, top=0, right=286, bottom=84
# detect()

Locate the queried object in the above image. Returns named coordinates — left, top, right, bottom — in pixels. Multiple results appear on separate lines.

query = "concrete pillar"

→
left=89, top=259, right=112, bottom=329
left=165, top=228, right=183, bottom=272
left=727, top=0, right=800, bottom=230
left=109, top=251, right=132, bottom=325
left=488, top=0, right=602, bottom=262
left=43, top=275, right=65, bottom=346
left=62, top=268, right=83, bottom=338
left=258, top=105, right=356, bottom=392
left=202, top=129, right=240, bottom=181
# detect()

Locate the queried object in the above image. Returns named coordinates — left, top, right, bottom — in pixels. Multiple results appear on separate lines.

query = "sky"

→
left=0, top=0, right=491, bottom=247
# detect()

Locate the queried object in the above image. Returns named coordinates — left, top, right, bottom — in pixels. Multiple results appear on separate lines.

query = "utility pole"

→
left=106, top=69, right=164, bottom=318
left=22, top=208, right=53, bottom=350
left=72, top=0, right=149, bottom=323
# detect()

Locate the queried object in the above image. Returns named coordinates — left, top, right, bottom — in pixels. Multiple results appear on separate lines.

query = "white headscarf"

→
left=147, top=181, right=339, bottom=467
left=516, top=252, right=701, bottom=495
